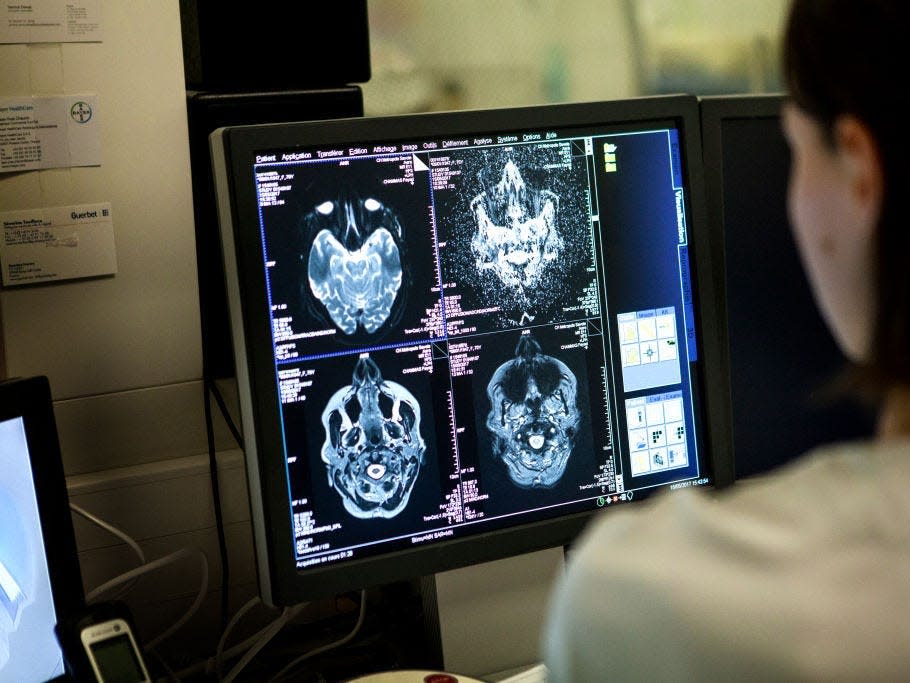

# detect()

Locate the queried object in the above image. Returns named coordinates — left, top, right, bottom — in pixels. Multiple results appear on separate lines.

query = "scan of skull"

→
left=470, top=159, right=563, bottom=292
left=486, top=334, right=580, bottom=488
left=320, top=355, right=426, bottom=519
left=306, top=196, right=404, bottom=335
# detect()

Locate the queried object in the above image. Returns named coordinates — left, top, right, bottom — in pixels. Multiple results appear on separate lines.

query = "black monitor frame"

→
left=0, top=375, right=85, bottom=681
left=212, top=95, right=734, bottom=606
left=699, top=94, right=873, bottom=479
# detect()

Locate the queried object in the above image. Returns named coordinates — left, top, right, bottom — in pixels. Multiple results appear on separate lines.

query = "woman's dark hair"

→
left=784, top=0, right=909, bottom=394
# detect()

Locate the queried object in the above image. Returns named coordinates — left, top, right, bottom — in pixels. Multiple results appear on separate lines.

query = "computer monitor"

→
left=211, top=95, right=733, bottom=606
left=0, top=376, right=85, bottom=681
left=700, top=94, right=874, bottom=480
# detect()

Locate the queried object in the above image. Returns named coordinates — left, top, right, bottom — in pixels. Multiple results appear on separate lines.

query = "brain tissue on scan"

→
left=320, top=356, right=426, bottom=519
left=470, top=159, right=563, bottom=292
left=486, top=335, right=580, bottom=488
left=307, top=196, right=404, bottom=335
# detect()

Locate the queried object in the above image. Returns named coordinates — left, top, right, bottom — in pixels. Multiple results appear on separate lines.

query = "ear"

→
left=833, top=115, right=884, bottom=236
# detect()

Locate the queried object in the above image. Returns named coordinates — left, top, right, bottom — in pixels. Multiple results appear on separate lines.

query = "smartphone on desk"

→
left=56, top=601, right=151, bottom=682
left=79, top=617, right=150, bottom=682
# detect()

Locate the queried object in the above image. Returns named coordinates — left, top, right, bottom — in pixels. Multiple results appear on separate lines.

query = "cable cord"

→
left=215, top=596, right=262, bottom=678
left=209, top=377, right=244, bottom=451
left=70, top=503, right=146, bottom=565
left=168, top=601, right=308, bottom=680
left=145, top=548, right=209, bottom=650
left=69, top=502, right=146, bottom=600
left=84, top=546, right=209, bottom=651
left=203, top=375, right=231, bottom=631
left=221, top=606, right=295, bottom=683
left=272, top=589, right=368, bottom=681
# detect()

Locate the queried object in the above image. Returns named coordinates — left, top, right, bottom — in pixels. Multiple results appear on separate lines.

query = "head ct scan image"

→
left=226, top=104, right=712, bottom=582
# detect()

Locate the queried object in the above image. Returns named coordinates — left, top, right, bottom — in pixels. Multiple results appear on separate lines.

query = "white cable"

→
left=70, top=502, right=146, bottom=565
left=70, top=502, right=148, bottom=600
left=145, top=549, right=209, bottom=650
left=85, top=548, right=192, bottom=603
left=215, top=596, right=261, bottom=678
left=220, top=603, right=307, bottom=663
left=221, top=607, right=293, bottom=683
left=84, top=546, right=209, bottom=653
left=272, top=590, right=367, bottom=681
left=170, top=602, right=307, bottom=681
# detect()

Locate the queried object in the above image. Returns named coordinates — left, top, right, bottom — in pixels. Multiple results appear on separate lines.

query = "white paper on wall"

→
left=0, top=95, right=101, bottom=173
left=0, top=0, right=102, bottom=44
left=0, top=202, right=117, bottom=286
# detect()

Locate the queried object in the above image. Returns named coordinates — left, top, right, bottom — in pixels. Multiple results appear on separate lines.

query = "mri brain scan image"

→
left=470, top=159, right=563, bottom=293
left=306, top=195, right=404, bottom=335
left=486, top=335, right=580, bottom=488
left=439, top=145, right=591, bottom=328
left=321, top=356, right=426, bottom=519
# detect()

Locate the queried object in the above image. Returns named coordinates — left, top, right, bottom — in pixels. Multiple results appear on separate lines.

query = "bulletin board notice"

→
left=0, top=95, right=101, bottom=172
left=0, top=203, right=117, bottom=286
left=0, top=0, right=102, bottom=43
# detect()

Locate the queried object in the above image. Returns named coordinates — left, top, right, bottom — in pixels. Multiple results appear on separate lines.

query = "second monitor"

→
left=700, top=94, right=874, bottom=480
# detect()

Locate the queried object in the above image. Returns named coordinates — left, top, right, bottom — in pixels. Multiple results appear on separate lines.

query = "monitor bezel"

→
left=699, top=93, right=873, bottom=478
left=699, top=93, right=786, bottom=480
left=212, top=95, right=734, bottom=606
left=0, top=375, right=85, bottom=681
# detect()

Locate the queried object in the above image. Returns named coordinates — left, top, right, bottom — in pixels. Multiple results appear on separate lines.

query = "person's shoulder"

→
left=544, top=439, right=910, bottom=679
left=574, top=437, right=905, bottom=558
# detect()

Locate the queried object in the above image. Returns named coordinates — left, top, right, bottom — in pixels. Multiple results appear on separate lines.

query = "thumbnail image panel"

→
left=433, top=142, right=597, bottom=335
left=260, top=155, right=443, bottom=361
left=281, top=346, right=457, bottom=556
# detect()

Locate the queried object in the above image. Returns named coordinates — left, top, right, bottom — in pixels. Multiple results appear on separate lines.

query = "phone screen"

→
left=89, top=633, right=147, bottom=682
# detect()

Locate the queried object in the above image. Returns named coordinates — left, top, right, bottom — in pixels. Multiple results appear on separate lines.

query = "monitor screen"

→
left=700, top=95, right=874, bottom=480
left=0, top=377, right=84, bottom=682
left=212, top=95, right=732, bottom=606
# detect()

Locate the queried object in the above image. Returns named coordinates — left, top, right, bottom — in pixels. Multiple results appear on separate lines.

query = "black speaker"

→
left=180, top=1, right=371, bottom=92
left=187, top=88, right=365, bottom=379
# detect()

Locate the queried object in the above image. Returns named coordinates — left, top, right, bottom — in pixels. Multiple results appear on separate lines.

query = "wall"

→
left=363, top=0, right=788, bottom=117
left=363, top=0, right=639, bottom=116
left=0, top=0, right=249, bottom=653
left=0, top=3, right=229, bottom=468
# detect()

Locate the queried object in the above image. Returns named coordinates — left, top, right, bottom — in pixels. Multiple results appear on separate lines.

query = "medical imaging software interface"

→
left=249, top=119, right=709, bottom=571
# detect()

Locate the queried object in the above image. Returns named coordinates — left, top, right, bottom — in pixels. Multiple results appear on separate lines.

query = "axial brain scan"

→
left=306, top=196, right=404, bottom=335
left=321, top=356, right=426, bottom=519
left=470, top=159, right=563, bottom=292
left=486, top=335, right=580, bottom=488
